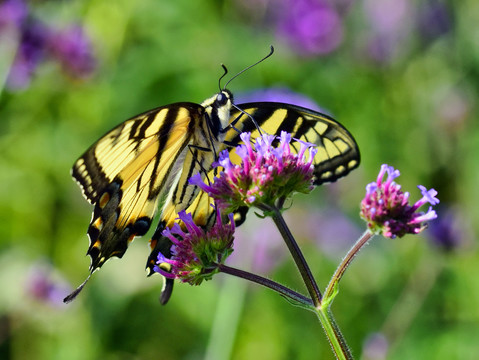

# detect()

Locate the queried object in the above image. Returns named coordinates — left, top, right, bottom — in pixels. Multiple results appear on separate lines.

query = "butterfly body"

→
left=66, top=86, right=360, bottom=303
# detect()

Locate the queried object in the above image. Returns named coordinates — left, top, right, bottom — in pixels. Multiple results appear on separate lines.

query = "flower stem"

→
left=324, top=229, right=375, bottom=304
left=263, top=204, right=322, bottom=306
left=313, top=229, right=375, bottom=359
left=316, top=306, right=354, bottom=360
left=217, top=263, right=313, bottom=308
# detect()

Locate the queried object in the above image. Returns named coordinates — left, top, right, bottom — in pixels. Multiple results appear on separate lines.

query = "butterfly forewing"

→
left=72, top=103, right=206, bottom=271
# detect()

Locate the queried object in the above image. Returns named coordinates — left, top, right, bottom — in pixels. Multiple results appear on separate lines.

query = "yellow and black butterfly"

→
left=64, top=47, right=360, bottom=303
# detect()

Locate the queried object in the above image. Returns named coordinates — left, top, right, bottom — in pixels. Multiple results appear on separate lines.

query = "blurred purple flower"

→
left=6, top=20, right=49, bottom=90
left=364, top=0, right=411, bottom=34
left=26, top=263, right=72, bottom=307
left=235, top=87, right=324, bottom=112
left=2, top=0, right=96, bottom=91
left=362, top=0, right=413, bottom=64
left=427, top=206, right=464, bottom=252
left=436, top=88, right=469, bottom=133
left=0, top=0, right=27, bottom=29
left=300, top=208, right=361, bottom=258
left=417, top=0, right=453, bottom=43
left=49, top=24, right=96, bottom=78
left=276, top=0, right=343, bottom=56
left=230, top=216, right=286, bottom=274
left=361, top=332, right=389, bottom=360
left=365, top=33, right=400, bottom=65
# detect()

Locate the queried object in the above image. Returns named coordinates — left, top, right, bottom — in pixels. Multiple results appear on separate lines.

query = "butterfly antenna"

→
left=223, top=45, right=274, bottom=90
left=63, top=273, right=92, bottom=303
left=218, top=64, right=228, bottom=92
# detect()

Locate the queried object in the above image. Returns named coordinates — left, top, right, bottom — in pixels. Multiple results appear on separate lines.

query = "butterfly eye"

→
left=216, top=92, right=228, bottom=106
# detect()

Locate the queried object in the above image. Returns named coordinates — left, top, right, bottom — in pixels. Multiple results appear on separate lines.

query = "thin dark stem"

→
left=324, top=230, right=374, bottom=302
left=260, top=204, right=322, bottom=307
left=218, top=263, right=313, bottom=307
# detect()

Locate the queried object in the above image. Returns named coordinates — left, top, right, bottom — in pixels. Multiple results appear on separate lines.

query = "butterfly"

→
left=64, top=47, right=360, bottom=303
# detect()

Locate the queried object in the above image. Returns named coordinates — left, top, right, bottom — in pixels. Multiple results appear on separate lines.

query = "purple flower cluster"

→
left=190, top=131, right=317, bottom=211
left=360, top=164, right=439, bottom=238
left=0, top=0, right=95, bottom=90
left=154, top=208, right=235, bottom=285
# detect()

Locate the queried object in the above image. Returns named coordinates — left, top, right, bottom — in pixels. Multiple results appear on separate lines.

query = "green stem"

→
left=254, top=203, right=359, bottom=359
left=218, top=263, right=313, bottom=307
left=316, top=307, right=354, bottom=360
left=324, top=230, right=375, bottom=304
left=262, top=204, right=322, bottom=306
left=316, top=229, right=375, bottom=359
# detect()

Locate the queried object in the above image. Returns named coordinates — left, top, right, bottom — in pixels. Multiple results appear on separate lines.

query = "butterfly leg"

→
left=221, top=107, right=264, bottom=136
left=146, top=221, right=175, bottom=305
left=220, top=112, right=243, bottom=134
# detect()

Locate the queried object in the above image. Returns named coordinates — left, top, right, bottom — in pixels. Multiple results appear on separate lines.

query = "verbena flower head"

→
left=190, top=131, right=317, bottom=211
left=154, top=208, right=235, bottom=285
left=360, top=164, right=439, bottom=238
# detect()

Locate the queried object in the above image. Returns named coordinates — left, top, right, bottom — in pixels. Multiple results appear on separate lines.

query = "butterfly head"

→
left=202, top=89, right=234, bottom=132
left=203, top=46, right=274, bottom=134
left=215, top=89, right=233, bottom=107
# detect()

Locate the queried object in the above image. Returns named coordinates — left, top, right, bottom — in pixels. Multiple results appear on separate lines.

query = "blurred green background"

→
left=1, top=0, right=478, bottom=359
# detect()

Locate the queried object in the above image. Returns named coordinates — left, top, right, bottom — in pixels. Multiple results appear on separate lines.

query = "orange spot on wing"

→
left=99, top=192, right=110, bottom=208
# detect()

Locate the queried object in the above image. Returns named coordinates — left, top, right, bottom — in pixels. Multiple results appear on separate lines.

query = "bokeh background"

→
left=1, top=0, right=478, bottom=359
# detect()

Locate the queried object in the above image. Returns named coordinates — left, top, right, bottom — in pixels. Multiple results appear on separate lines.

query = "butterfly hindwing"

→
left=224, top=102, right=360, bottom=184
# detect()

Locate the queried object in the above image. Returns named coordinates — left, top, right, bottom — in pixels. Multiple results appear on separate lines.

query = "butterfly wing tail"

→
left=146, top=221, right=176, bottom=304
